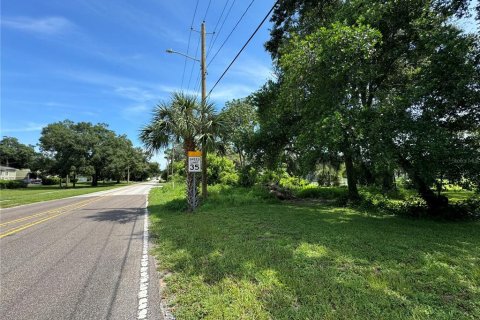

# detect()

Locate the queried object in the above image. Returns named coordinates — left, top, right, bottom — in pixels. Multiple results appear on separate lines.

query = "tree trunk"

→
left=238, top=151, right=244, bottom=168
left=382, top=170, right=395, bottom=193
left=359, top=162, right=375, bottom=186
left=92, top=173, right=98, bottom=187
left=397, top=156, right=448, bottom=214
left=344, top=152, right=360, bottom=201
left=73, top=173, right=76, bottom=188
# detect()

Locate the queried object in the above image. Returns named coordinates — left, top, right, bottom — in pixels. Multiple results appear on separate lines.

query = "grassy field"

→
left=149, top=184, right=479, bottom=320
left=0, top=182, right=132, bottom=208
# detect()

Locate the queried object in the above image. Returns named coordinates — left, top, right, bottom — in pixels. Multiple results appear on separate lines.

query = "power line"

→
left=203, top=0, right=213, bottom=21
left=180, top=0, right=200, bottom=91
left=207, top=0, right=233, bottom=55
left=186, top=36, right=201, bottom=92
left=207, top=0, right=255, bottom=68
left=208, top=0, right=279, bottom=98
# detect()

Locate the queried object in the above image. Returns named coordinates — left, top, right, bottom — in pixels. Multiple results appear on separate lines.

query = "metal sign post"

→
left=187, top=151, right=202, bottom=211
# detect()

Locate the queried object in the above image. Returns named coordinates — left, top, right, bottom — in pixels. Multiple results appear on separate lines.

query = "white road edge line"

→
left=138, top=195, right=150, bottom=320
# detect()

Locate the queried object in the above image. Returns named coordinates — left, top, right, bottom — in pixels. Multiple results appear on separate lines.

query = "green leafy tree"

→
left=0, top=137, right=36, bottom=169
left=260, top=0, right=480, bottom=211
left=219, top=98, right=257, bottom=168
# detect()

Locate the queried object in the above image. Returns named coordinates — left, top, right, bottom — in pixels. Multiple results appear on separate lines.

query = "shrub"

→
left=443, top=196, right=480, bottom=220
left=279, top=176, right=309, bottom=189
left=219, top=171, right=239, bottom=186
left=42, top=177, right=61, bottom=185
left=258, top=168, right=290, bottom=185
left=295, top=185, right=348, bottom=200
left=238, top=165, right=258, bottom=187
left=207, top=154, right=237, bottom=185
left=0, top=180, right=28, bottom=189
left=201, top=184, right=276, bottom=210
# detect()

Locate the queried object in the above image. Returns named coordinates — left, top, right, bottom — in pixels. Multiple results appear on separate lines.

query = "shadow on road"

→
left=83, top=208, right=143, bottom=224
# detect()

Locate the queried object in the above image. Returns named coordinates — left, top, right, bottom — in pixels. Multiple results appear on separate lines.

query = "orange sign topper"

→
left=188, top=151, right=202, bottom=157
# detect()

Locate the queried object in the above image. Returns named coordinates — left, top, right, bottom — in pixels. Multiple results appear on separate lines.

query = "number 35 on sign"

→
left=188, top=151, right=202, bottom=172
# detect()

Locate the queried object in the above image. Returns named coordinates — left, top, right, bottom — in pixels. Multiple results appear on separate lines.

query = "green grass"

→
left=443, top=190, right=475, bottom=202
left=149, top=184, right=480, bottom=320
left=0, top=182, right=132, bottom=208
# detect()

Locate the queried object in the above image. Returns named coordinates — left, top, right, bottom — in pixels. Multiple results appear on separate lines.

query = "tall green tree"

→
left=219, top=98, right=257, bottom=168
left=259, top=0, right=480, bottom=211
left=40, top=120, right=148, bottom=187
left=0, top=137, right=36, bottom=169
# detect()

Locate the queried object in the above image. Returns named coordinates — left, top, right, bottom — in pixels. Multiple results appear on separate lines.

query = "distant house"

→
left=16, top=169, right=31, bottom=181
left=0, top=166, right=17, bottom=180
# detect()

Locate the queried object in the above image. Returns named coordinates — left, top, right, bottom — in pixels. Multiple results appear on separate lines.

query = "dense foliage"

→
left=39, top=120, right=155, bottom=186
left=247, top=0, right=480, bottom=215
left=0, top=137, right=36, bottom=169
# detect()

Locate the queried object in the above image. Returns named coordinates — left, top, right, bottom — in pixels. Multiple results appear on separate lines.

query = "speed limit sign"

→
left=188, top=151, right=202, bottom=172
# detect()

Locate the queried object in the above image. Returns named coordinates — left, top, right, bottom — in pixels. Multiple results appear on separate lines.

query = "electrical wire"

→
left=203, top=0, right=213, bottom=21
left=207, top=0, right=280, bottom=98
left=207, top=0, right=255, bottom=68
left=186, top=36, right=201, bottom=92
left=180, top=0, right=200, bottom=91
left=206, top=0, right=232, bottom=55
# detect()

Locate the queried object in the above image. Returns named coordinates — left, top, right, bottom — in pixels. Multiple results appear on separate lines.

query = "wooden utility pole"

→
left=201, top=21, right=208, bottom=199
left=172, top=142, right=175, bottom=189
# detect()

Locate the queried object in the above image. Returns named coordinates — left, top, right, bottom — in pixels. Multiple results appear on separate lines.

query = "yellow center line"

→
left=0, top=198, right=95, bottom=227
left=0, top=212, right=67, bottom=239
left=0, top=196, right=108, bottom=238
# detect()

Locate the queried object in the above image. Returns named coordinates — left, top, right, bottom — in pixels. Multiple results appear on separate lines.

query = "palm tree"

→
left=140, top=92, right=199, bottom=210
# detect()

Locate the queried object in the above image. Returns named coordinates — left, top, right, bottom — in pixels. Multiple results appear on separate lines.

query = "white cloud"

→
left=124, top=104, right=149, bottom=114
left=208, top=84, right=258, bottom=101
left=1, top=16, right=74, bottom=35
left=114, top=86, right=155, bottom=102
left=121, top=105, right=150, bottom=122
left=229, top=60, right=275, bottom=86
left=1, top=122, right=46, bottom=133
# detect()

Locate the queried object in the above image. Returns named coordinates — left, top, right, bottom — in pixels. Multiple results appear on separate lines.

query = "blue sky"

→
left=1, top=0, right=276, bottom=167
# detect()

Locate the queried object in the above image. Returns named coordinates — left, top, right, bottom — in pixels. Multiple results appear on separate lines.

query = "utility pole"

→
left=166, top=21, right=209, bottom=202
left=200, top=21, right=208, bottom=199
left=172, top=141, right=175, bottom=189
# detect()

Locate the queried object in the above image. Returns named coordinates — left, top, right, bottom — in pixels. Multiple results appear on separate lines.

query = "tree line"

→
left=249, top=0, right=479, bottom=213
left=1, top=120, right=160, bottom=187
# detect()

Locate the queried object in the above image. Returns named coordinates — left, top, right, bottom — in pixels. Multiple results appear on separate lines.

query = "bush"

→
left=279, top=175, right=309, bottom=189
left=219, top=171, right=239, bottom=186
left=258, top=168, right=289, bottom=185
left=207, top=154, right=238, bottom=185
left=442, top=196, right=480, bottom=220
left=42, top=177, right=61, bottom=185
left=201, top=184, right=276, bottom=210
left=0, top=180, right=28, bottom=189
left=238, top=165, right=258, bottom=187
left=295, top=185, right=348, bottom=200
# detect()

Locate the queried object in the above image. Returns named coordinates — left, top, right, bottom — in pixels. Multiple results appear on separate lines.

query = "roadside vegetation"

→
left=143, top=4, right=479, bottom=317
left=0, top=182, right=132, bottom=208
left=149, top=183, right=479, bottom=319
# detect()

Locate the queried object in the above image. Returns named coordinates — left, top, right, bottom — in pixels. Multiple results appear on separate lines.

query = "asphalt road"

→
left=0, top=182, right=163, bottom=320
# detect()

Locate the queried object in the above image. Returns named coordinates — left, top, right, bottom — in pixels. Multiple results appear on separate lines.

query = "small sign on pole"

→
left=187, top=151, right=202, bottom=211
left=188, top=151, right=202, bottom=172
